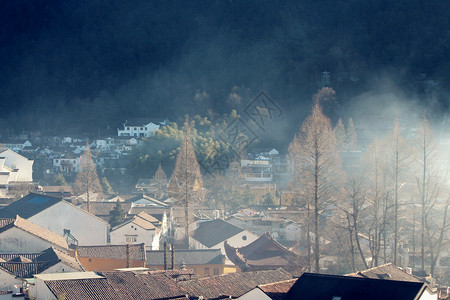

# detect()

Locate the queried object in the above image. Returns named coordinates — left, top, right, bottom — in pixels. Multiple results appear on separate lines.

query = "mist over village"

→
left=0, top=1, right=449, bottom=299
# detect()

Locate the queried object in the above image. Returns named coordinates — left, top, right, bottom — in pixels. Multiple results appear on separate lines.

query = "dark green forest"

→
left=1, top=0, right=449, bottom=138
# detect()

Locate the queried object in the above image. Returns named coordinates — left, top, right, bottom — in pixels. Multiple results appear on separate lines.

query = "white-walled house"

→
left=52, top=154, right=80, bottom=173
left=190, top=219, right=259, bottom=256
left=117, top=118, right=168, bottom=137
left=0, top=247, right=83, bottom=291
left=110, top=212, right=161, bottom=250
left=0, top=149, right=34, bottom=183
left=0, top=216, right=69, bottom=253
left=0, top=193, right=108, bottom=246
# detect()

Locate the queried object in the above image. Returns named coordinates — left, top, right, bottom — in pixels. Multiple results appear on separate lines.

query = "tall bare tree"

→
left=363, top=138, right=391, bottom=267
left=415, top=116, right=449, bottom=274
left=168, top=117, right=205, bottom=246
left=385, top=119, right=412, bottom=265
left=289, top=88, right=345, bottom=272
left=73, top=143, right=103, bottom=212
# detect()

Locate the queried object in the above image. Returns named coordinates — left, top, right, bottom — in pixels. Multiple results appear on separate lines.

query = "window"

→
left=126, top=235, right=137, bottom=243
left=242, top=235, right=247, bottom=241
left=213, top=268, right=219, bottom=275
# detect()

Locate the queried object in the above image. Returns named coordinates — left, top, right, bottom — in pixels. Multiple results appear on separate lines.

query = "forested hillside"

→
left=1, top=0, right=448, bottom=136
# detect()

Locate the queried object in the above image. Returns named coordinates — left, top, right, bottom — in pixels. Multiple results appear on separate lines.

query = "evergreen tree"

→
left=109, top=200, right=125, bottom=227
left=73, top=143, right=103, bottom=212
left=101, top=177, right=114, bottom=196
left=53, top=173, right=67, bottom=186
left=168, top=116, right=205, bottom=246
left=153, top=163, right=168, bottom=199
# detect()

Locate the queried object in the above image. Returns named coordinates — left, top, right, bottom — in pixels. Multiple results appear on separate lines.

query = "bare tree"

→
left=415, top=116, right=449, bottom=274
left=289, top=88, right=345, bottom=272
left=385, top=119, right=412, bottom=265
left=168, top=117, right=205, bottom=246
left=363, top=138, right=391, bottom=267
left=73, top=143, right=103, bottom=212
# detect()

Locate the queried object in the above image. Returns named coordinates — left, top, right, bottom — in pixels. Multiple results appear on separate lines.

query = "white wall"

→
left=0, top=227, right=64, bottom=253
left=42, top=262, right=80, bottom=274
left=237, top=288, right=271, bottom=300
left=110, top=222, right=156, bottom=249
left=31, top=278, right=57, bottom=300
left=0, top=150, right=33, bottom=182
left=29, top=201, right=108, bottom=246
left=0, top=270, right=21, bottom=292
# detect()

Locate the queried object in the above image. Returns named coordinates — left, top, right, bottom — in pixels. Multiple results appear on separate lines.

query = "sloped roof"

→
left=76, top=244, right=146, bottom=261
left=40, top=186, right=73, bottom=194
left=136, top=211, right=159, bottom=223
left=224, top=232, right=305, bottom=273
left=79, top=201, right=132, bottom=217
left=178, top=268, right=293, bottom=299
left=131, top=215, right=156, bottom=230
left=146, top=249, right=224, bottom=266
left=45, top=277, right=119, bottom=300
left=0, top=193, right=62, bottom=219
left=0, top=216, right=69, bottom=250
left=258, top=279, right=298, bottom=300
left=102, top=271, right=186, bottom=299
left=125, top=194, right=169, bottom=207
left=0, top=247, right=82, bottom=278
left=346, top=263, right=422, bottom=282
left=285, top=273, right=427, bottom=300
left=124, top=118, right=166, bottom=127
left=192, top=219, right=244, bottom=248
left=45, top=271, right=186, bottom=300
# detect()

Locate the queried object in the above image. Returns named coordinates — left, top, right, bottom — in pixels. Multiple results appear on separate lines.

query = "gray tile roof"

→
left=346, top=263, right=422, bottom=282
left=192, top=219, right=244, bottom=248
left=76, top=244, right=146, bottom=261
left=45, top=271, right=187, bottom=300
left=146, top=249, right=224, bottom=266
left=178, top=268, right=293, bottom=299
left=0, top=247, right=82, bottom=278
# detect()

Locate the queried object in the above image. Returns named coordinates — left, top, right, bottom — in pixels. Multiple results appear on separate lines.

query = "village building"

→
left=117, top=118, right=168, bottom=137
left=0, top=247, right=83, bottom=291
left=0, top=149, right=34, bottom=185
left=110, top=212, right=164, bottom=250
left=177, top=268, right=293, bottom=299
left=0, top=193, right=108, bottom=246
left=75, top=244, right=146, bottom=271
left=146, top=248, right=233, bottom=277
left=224, top=232, right=305, bottom=274
left=0, top=216, right=69, bottom=253
left=189, top=219, right=259, bottom=257
left=30, top=270, right=187, bottom=300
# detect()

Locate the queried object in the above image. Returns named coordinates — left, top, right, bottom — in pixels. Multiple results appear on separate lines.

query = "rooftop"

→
left=76, top=244, right=146, bottom=261
left=0, top=193, right=62, bottom=219
left=192, top=219, right=244, bottom=248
